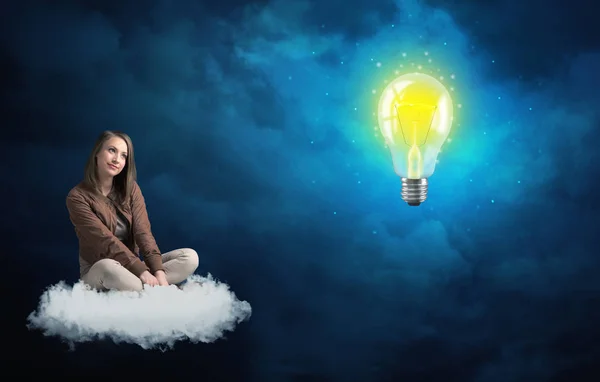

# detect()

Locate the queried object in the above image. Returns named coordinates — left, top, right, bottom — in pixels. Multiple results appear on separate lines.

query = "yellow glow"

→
left=377, top=72, right=453, bottom=179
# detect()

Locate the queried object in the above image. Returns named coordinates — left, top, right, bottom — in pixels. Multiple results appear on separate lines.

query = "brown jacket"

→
left=66, top=181, right=164, bottom=277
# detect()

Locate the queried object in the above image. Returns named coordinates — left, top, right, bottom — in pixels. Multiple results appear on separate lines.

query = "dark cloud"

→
left=3, top=0, right=600, bottom=380
left=421, top=0, right=600, bottom=81
left=305, top=0, right=400, bottom=40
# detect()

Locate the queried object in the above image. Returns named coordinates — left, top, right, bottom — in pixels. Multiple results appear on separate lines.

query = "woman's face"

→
left=96, top=136, right=128, bottom=179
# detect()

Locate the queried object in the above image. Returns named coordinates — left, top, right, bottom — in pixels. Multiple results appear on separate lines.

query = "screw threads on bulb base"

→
left=401, top=178, right=428, bottom=206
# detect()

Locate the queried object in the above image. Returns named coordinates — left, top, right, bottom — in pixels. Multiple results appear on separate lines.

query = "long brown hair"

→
left=83, top=130, right=137, bottom=206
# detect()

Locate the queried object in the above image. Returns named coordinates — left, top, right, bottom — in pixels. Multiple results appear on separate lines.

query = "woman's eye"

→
left=108, top=148, right=115, bottom=153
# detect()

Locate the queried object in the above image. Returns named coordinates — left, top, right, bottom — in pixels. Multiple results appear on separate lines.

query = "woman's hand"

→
left=155, top=270, right=169, bottom=286
left=139, top=270, right=159, bottom=286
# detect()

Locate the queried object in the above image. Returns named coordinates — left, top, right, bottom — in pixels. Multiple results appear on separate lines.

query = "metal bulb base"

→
left=401, top=178, right=428, bottom=206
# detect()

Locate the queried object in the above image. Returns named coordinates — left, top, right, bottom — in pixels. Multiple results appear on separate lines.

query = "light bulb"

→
left=377, top=72, right=454, bottom=206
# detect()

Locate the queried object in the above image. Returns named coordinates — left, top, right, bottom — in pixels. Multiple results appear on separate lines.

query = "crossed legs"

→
left=82, top=248, right=199, bottom=292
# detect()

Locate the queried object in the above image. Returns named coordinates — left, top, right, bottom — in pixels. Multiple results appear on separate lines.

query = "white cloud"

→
left=26, top=275, right=252, bottom=350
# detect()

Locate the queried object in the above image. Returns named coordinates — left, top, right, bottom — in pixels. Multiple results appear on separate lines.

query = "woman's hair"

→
left=83, top=130, right=137, bottom=206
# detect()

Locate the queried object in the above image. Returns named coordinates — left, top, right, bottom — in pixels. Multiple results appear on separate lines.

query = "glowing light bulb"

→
left=377, top=72, right=454, bottom=206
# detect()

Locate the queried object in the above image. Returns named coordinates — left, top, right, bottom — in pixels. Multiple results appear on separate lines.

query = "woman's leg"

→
left=82, top=259, right=144, bottom=292
left=161, top=248, right=199, bottom=285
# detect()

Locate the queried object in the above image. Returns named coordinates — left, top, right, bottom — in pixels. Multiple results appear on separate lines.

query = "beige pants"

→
left=82, top=248, right=199, bottom=292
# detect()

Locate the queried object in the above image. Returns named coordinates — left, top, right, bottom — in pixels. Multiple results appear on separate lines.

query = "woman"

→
left=66, top=130, right=199, bottom=292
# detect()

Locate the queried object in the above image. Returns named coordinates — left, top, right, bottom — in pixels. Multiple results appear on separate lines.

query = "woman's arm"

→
left=66, top=189, right=149, bottom=277
left=130, top=182, right=164, bottom=274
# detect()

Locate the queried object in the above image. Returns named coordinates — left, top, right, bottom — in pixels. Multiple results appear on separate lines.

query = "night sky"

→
left=3, top=0, right=600, bottom=381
